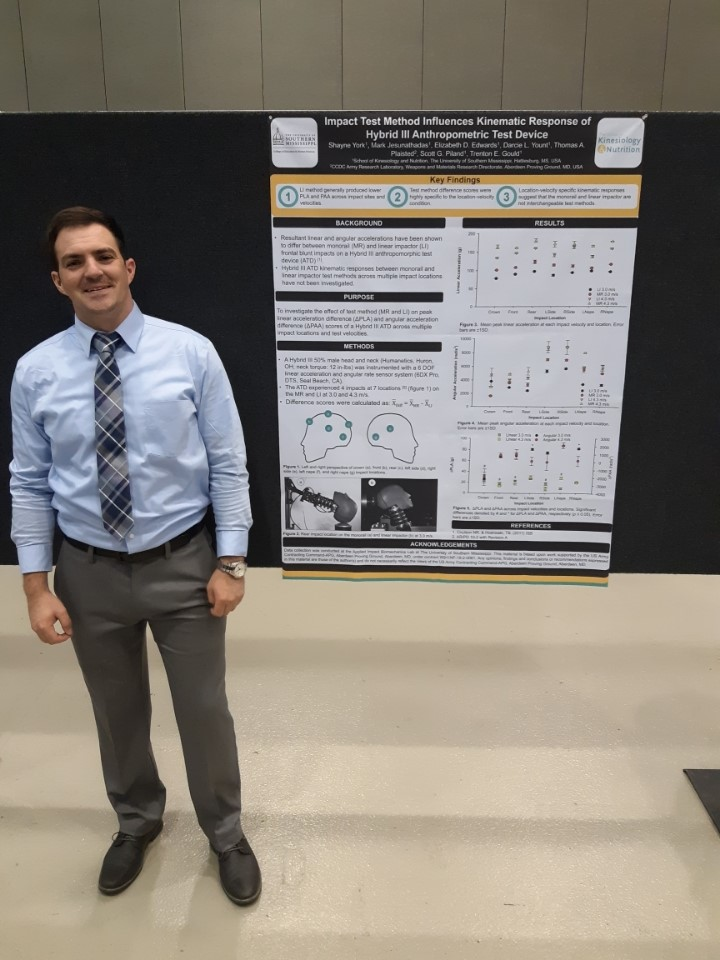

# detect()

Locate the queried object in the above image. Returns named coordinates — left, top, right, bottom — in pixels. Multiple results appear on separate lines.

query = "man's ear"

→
left=125, top=258, right=136, bottom=284
left=51, top=271, right=69, bottom=298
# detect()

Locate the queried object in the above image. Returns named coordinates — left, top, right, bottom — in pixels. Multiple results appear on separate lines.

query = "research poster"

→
left=269, top=113, right=644, bottom=584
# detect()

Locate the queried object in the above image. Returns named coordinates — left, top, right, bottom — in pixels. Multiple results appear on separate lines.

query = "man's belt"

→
left=63, top=519, right=206, bottom=562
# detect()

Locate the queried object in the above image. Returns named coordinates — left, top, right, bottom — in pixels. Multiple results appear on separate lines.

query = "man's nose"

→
left=83, top=257, right=103, bottom=276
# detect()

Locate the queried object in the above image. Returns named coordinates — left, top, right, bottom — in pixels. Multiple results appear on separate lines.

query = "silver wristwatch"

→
left=217, top=559, right=247, bottom=579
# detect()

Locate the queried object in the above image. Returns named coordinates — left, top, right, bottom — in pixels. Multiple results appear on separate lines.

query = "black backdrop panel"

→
left=0, top=112, right=718, bottom=573
left=612, top=115, right=720, bottom=573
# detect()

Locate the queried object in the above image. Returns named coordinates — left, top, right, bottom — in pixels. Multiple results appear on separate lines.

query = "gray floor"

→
left=1, top=570, right=719, bottom=959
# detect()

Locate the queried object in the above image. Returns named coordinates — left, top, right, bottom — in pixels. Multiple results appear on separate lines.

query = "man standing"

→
left=9, top=207, right=261, bottom=906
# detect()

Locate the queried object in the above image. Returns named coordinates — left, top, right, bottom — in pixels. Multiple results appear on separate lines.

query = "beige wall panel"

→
left=181, top=0, right=262, bottom=109
left=663, top=0, right=720, bottom=109
left=423, top=0, right=504, bottom=110
left=262, top=0, right=341, bottom=109
left=0, top=0, right=27, bottom=110
left=344, top=0, right=423, bottom=109
left=583, top=0, right=670, bottom=110
left=503, top=0, right=587, bottom=109
left=100, top=0, right=184, bottom=110
left=19, top=0, right=105, bottom=111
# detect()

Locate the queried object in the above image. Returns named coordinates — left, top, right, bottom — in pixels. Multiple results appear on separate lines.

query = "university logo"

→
left=271, top=118, right=318, bottom=168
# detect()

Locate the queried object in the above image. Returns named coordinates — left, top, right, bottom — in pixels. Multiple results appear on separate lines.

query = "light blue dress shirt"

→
left=10, top=303, right=252, bottom=573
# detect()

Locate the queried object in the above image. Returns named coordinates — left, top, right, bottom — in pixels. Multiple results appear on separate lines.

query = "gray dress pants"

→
left=54, top=527, right=243, bottom=852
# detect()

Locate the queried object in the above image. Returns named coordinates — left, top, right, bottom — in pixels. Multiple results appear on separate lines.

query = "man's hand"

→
left=23, top=573, right=72, bottom=645
left=207, top=568, right=246, bottom=617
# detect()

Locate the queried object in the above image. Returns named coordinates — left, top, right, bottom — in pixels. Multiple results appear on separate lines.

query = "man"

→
left=9, top=207, right=261, bottom=906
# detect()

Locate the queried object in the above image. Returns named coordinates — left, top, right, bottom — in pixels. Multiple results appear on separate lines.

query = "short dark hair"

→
left=46, top=207, right=127, bottom=270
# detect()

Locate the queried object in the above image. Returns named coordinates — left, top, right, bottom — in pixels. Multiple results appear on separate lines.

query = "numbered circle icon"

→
left=387, top=186, right=409, bottom=208
left=278, top=185, right=299, bottom=208
left=496, top=185, right=518, bottom=209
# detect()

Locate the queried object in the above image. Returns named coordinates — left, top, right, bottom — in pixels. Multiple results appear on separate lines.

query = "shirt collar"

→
left=74, top=302, right=145, bottom=357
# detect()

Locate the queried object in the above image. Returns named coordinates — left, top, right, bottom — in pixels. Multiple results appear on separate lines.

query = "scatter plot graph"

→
left=461, top=228, right=637, bottom=307
left=467, top=430, right=609, bottom=495
left=471, top=333, right=622, bottom=408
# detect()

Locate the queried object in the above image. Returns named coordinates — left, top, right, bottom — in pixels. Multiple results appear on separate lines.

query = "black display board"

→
left=0, top=112, right=718, bottom=573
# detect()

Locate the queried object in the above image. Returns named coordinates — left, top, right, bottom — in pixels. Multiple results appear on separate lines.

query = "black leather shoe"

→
left=98, top=820, right=163, bottom=895
left=214, top=837, right=262, bottom=905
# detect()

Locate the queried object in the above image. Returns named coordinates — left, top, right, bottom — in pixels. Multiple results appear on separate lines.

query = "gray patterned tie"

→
left=93, top=332, right=134, bottom=540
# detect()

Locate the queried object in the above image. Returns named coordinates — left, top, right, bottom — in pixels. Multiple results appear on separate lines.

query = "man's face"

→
left=51, top=223, right=136, bottom=330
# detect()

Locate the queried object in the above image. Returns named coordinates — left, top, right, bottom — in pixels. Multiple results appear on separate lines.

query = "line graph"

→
left=459, top=228, right=637, bottom=308
left=468, top=333, right=622, bottom=408
left=466, top=429, right=612, bottom=496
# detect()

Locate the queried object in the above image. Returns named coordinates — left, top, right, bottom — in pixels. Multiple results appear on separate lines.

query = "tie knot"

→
left=93, top=332, right=122, bottom=357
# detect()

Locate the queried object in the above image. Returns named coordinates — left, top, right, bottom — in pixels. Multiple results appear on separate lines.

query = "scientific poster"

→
left=269, top=113, right=644, bottom=584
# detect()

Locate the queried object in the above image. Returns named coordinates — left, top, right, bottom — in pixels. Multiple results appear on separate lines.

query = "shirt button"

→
left=129, top=533, right=135, bottom=539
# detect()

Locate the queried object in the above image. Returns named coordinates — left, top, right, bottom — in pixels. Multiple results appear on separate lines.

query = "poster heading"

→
left=325, top=115, right=595, bottom=142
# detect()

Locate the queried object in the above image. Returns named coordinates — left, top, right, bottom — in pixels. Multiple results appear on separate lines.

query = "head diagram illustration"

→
left=301, top=410, right=353, bottom=463
left=367, top=414, right=418, bottom=463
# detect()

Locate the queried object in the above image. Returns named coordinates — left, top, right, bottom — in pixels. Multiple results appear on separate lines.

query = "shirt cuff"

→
left=17, top=543, right=54, bottom=574
left=215, top=531, right=249, bottom=558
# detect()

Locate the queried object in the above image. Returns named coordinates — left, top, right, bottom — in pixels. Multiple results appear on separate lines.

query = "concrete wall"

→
left=1, top=0, right=719, bottom=112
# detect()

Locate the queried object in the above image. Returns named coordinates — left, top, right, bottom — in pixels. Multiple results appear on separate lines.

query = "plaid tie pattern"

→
left=93, top=332, right=134, bottom=540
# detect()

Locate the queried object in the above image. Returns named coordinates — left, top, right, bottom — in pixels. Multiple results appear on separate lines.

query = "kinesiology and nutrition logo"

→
left=271, top=118, right=318, bottom=168
left=595, top=117, right=644, bottom=168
